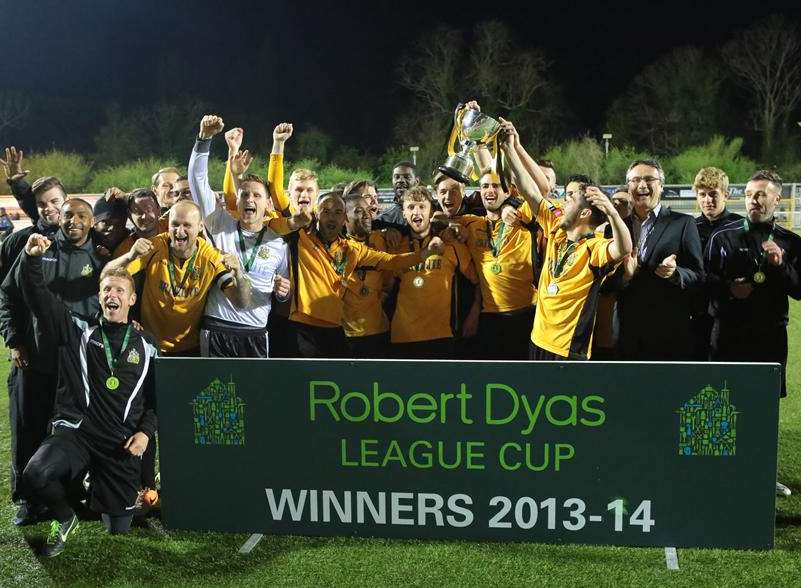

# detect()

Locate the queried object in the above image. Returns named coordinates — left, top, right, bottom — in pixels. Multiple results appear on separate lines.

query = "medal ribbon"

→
left=744, top=219, right=775, bottom=279
left=408, top=236, right=430, bottom=272
left=550, top=232, right=594, bottom=279
left=316, top=233, right=348, bottom=276
left=237, top=223, right=267, bottom=273
left=100, top=324, right=132, bottom=380
left=167, top=245, right=199, bottom=297
left=486, top=219, right=507, bottom=259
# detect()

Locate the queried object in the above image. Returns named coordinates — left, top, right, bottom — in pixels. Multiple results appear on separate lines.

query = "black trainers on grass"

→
left=41, top=514, right=79, bottom=557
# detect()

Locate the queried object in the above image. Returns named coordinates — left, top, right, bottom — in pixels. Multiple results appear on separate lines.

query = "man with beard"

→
left=0, top=199, right=104, bottom=525
left=112, top=189, right=167, bottom=258
left=375, top=161, right=419, bottom=228
left=222, top=123, right=293, bottom=219
left=389, top=186, right=480, bottom=359
left=617, top=159, right=704, bottom=360
left=448, top=171, right=537, bottom=359
left=284, top=191, right=444, bottom=358
left=499, top=125, right=631, bottom=360
left=0, top=175, right=65, bottom=283
left=342, top=194, right=393, bottom=357
left=105, top=200, right=251, bottom=356
left=151, top=167, right=181, bottom=213
left=691, top=167, right=742, bottom=359
left=188, top=115, right=290, bottom=358
left=706, top=170, right=800, bottom=496
left=18, top=234, right=157, bottom=555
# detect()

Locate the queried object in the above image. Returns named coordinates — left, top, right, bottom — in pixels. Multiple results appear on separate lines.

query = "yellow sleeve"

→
left=535, top=199, right=560, bottom=234
left=126, top=248, right=157, bottom=276
left=223, top=160, right=238, bottom=214
left=352, top=240, right=422, bottom=273
left=268, top=154, right=291, bottom=214
left=453, top=241, right=478, bottom=284
left=589, top=237, right=615, bottom=271
left=267, top=215, right=292, bottom=235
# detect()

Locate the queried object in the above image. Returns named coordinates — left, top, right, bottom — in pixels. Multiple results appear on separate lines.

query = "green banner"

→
left=156, top=360, right=780, bottom=549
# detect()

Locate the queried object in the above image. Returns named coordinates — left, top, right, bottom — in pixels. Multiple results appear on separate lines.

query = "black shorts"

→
left=392, top=338, right=455, bottom=360
left=476, top=306, right=535, bottom=360
left=200, top=322, right=269, bottom=358
left=346, top=332, right=390, bottom=359
left=37, top=428, right=141, bottom=516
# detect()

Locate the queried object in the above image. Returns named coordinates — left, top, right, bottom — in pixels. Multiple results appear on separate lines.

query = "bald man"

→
left=105, top=200, right=251, bottom=356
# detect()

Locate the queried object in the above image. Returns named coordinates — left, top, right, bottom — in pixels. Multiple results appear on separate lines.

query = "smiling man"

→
left=18, top=233, right=157, bottom=555
left=0, top=198, right=104, bottom=526
left=105, top=199, right=251, bottom=356
left=706, top=170, right=801, bottom=496
left=617, top=159, right=704, bottom=360
left=285, top=191, right=444, bottom=358
left=188, top=115, right=290, bottom=358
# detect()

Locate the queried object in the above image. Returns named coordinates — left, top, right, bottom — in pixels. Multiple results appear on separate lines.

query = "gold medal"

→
left=490, top=262, right=502, bottom=275
left=413, top=276, right=425, bottom=288
left=360, top=286, right=370, bottom=297
left=106, top=376, right=120, bottom=390
left=753, top=271, right=766, bottom=284
left=547, top=282, right=559, bottom=296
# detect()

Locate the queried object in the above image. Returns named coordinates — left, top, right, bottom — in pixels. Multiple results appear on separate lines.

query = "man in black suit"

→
left=617, top=160, right=704, bottom=360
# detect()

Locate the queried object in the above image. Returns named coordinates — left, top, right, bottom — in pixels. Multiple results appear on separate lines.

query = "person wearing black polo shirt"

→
left=18, top=233, right=157, bottom=556
left=706, top=169, right=801, bottom=497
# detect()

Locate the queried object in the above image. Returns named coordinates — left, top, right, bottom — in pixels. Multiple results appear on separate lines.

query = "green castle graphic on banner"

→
left=678, top=384, right=738, bottom=457
left=191, top=377, right=246, bottom=446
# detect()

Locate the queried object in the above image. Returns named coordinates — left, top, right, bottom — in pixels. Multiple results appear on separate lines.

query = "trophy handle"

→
left=446, top=104, right=467, bottom=158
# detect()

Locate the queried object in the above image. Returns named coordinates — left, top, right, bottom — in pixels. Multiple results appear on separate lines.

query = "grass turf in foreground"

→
left=0, top=300, right=799, bottom=587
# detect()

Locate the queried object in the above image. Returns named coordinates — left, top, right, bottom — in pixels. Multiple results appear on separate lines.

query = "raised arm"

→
left=498, top=119, right=544, bottom=214
left=585, top=187, right=632, bottom=263
left=269, top=123, right=293, bottom=215
left=189, top=115, right=226, bottom=221
left=18, top=234, right=73, bottom=344
left=0, top=147, right=37, bottom=221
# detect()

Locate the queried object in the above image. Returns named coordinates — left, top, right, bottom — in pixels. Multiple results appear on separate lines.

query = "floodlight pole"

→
left=602, top=133, right=613, bottom=158
left=409, top=146, right=419, bottom=167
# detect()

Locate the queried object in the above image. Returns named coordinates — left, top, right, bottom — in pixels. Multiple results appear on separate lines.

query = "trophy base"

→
left=437, top=153, right=473, bottom=184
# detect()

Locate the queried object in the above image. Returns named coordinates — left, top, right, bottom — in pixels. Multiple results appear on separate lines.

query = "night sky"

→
left=1, top=0, right=799, bottom=153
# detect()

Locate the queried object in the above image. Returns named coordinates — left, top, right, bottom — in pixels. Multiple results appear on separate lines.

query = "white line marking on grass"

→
left=239, top=533, right=264, bottom=554
left=665, top=547, right=679, bottom=570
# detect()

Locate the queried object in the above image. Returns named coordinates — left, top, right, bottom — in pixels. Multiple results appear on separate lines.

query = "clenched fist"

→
left=199, top=115, right=224, bottom=140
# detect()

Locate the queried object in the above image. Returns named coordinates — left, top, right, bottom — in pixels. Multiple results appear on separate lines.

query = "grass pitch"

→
left=1, top=301, right=801, bottom=587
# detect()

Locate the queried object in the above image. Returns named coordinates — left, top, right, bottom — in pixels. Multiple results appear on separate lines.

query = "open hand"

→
left=230, top=149, right=254, bottom=177
left=0, top=147, right=29, bottom=181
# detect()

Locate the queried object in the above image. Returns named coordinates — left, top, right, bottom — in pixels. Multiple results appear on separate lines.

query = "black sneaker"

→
left=41, top=514, right=79, bottom=557
left=13, top=502, right=32, bottom=526
left=13, top=502, right=48, bottom=526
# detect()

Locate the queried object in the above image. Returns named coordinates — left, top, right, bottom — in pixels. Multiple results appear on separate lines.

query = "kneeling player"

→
left=19, top=234, right=157, bottom=556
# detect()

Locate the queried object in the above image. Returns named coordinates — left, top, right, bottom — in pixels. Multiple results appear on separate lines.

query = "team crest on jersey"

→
left=257, top=246, right=270, bottom=260
left=127, top=348, right=140, bottom=365
left=80, top=264, right=93, bottom=276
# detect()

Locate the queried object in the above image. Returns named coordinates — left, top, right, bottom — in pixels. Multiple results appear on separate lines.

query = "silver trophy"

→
left=437, top=105, right=502, bottom=184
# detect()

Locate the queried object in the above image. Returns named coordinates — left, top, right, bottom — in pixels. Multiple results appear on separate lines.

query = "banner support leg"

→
left=664, top=547, right=679, bottom=570
left=239, top=533, right=264, bottom=554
